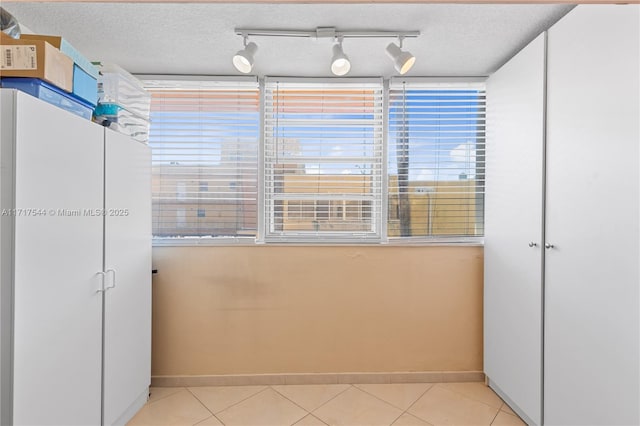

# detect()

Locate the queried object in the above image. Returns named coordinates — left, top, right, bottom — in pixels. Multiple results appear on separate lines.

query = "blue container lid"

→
left=1, top=77, right=95, bottom=120
left=1, top=77, right=95, bottom=109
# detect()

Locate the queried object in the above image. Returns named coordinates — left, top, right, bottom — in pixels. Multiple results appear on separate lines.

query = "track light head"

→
left=385, top=42, right=416, bottom=75
left=233, top=41, right=258, bottom=74
left=331, top=41, right=351, bottom=76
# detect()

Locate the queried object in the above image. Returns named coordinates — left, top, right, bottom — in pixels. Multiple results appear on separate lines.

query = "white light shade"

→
left=233, top=42, right=258, bottom=74
left=331, top=43, right=351, bottom=76
left=385, top=42, right=416, bottom=75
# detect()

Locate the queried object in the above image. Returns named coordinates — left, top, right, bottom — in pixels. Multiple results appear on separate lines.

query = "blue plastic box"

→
left=1, top=77, right=94, bottom=120
left=73, top=64, right=98, bottom=106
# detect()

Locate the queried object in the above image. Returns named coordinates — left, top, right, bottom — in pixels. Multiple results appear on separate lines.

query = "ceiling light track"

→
left=231, top=27, right=419, bottom=76
left=235, top=27, right=420, bottom=40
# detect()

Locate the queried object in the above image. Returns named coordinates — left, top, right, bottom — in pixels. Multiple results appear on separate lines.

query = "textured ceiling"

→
left=3, top=3, right=573, bottom=78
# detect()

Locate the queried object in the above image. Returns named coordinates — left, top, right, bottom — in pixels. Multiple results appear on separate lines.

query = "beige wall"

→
left=151, top=245, right=483, bottom=376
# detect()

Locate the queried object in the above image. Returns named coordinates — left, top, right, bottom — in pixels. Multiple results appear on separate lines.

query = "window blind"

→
left=264, top=78, right=384, bottom=242
left=388, top=80, right=485, bottom=238
left=144, top=78, right=260, bottom=239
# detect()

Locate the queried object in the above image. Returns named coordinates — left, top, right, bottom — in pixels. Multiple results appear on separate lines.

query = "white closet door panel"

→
left=545, top=5, right=639, bottom=425
left=484, top=34, right=546, bottom=426
left=103, top=129, right=151, bottom=425
left=12, top=92, right=104, bottom=425
left=0, top=90, right=17, bottom=426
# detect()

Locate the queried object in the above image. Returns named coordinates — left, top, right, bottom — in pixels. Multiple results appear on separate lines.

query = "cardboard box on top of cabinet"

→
left=0, top=32, right=74, bottom=92
left=19, top=34, right=99, bottom=105
left=19, top=34, right=98, bottom=79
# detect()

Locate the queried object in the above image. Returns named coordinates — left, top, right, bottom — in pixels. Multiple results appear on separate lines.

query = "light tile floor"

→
left=127, top=382, right=526, bottom=426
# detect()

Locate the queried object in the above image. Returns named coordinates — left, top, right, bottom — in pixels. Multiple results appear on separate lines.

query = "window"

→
left=388, top=80, right=486, bottom=238
left=263, top=78, right=384, bottom=242
left=145, top=77, right=485, bottom=245
left=144, top=78, right=259, bottom=239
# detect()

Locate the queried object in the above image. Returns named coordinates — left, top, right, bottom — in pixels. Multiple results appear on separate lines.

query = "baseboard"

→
left=151, top=371, right=485, bottom=387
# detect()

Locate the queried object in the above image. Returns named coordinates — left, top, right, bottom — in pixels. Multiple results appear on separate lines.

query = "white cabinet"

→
left=485, top=5, right=639, bottom=425
left=544, top=6, right=639, bottom=425
left=103, top=130, right=152, bottom=425
left=0, top=89, right=151, bottom=426
left=485, top=33, right=546, bottom=426
left=1, top=88, right=105, bottom=426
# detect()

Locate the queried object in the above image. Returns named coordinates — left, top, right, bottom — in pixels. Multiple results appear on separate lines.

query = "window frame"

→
left=141, top=75, right=260, bottom=245
left=143, top=75, right=486, bottom=246
left=387, top=77, right=486, bottom=244
left=261, top=77, right=385, bottom=244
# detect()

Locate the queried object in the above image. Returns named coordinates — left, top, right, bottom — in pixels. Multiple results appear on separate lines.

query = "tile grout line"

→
left=311, top=413, right=330, bottom=426
left=295, top=413, right=330, bottom=426
left=193, top=385, right=271, bottom=418
left=268, top=383, right=349, bottom=424
left=435, top=383, right=504, bottom=412
left=390, top=411, right=434, bottom=426
left=499, top=402, right=525, bottom=421
left=493, top=406, right=525, bottom=425
left=489, top=406, right=502, bottom=425
left=307, top=384, right=355, bottom=417
left=184, top=387, right=220, bottom=425
left=388, top=410, right=405, bottom=426
left=192, top=414, right=225, bottom=426
left=401, top=383, right=437, bottom=425
left=352, top=383, right=429, bottom=414
left=208, top=412, right=227, bottom=426
left=146, top=387, right=186, bottom=406
left=264, top=385, right=314, bottom=425
left=346, top=384, right=406, bottom=426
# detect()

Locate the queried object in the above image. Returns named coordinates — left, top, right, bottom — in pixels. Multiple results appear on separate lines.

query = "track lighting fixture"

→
left=385, top=38, right=416, bottom=75
left=330, top=38, right=351, bottom=76
left=232, top=37, right=258, bottom=74
left=233, top=27, right=420, bottom=75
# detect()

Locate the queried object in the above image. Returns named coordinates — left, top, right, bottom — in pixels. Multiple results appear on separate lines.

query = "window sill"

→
left=152, top=236, right=484, bottom=247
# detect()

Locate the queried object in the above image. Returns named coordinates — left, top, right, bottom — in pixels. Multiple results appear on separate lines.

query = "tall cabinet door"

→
left=545, top=5, right=639, bottom=425
left=484, top=34, right=546, bottom=425
left=103, top=129, right=152, bottom=425
left=12, top=92, right=104, bottom=425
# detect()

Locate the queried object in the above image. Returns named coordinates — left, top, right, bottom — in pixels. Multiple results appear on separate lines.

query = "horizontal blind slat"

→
left=387, top=84, right=485, bottom=238
left=264, top=79, right=384, bottom=242
left=145, top=80, right=260, bottom=239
